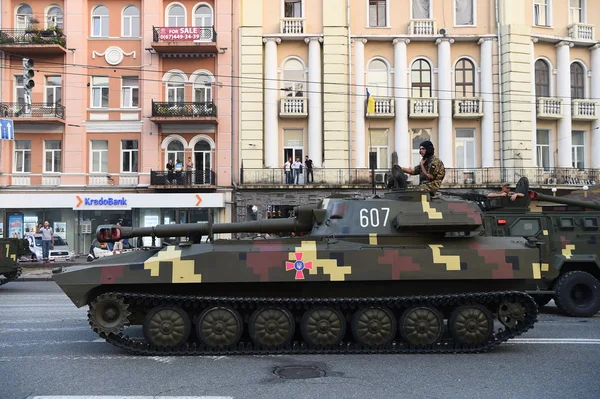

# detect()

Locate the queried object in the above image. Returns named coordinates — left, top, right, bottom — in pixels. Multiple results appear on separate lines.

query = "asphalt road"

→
left=1, top=282, right=599, bottom=399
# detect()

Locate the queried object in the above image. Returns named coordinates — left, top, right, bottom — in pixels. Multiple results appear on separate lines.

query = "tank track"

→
left=0, top=267, right=22, bottom=286
left=91, top=290, right=537, bottom=355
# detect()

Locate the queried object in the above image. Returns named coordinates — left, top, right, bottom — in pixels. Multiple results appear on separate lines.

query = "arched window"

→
left=571, top=63, right=585, bottom=100
left=122, top=6, right=140, bottom=37
left=92, top=5, right=109, bottom=37
left=535, top=60, right=550, bottom=98
left=194, top=140, right=212, bottom=184
left=366, top=59, right=388, bottom=97
left=16, top=4, right=33, bottom=29
left=166, top=75, right=185, bottom=103
left=282, top=59, right=305, bottom=97
left=46, top=6, right=63, bottom=29
left=411, top=60, right=432, bottom=98
left=193, top=73, right=212, bottom=102
left=194, top=5, right=212, bottom=27
left=168, top=5, right=185, bottom=27
left=455, top=58, right=475, bottom=97
left=166, top=140, right=184, bottom=164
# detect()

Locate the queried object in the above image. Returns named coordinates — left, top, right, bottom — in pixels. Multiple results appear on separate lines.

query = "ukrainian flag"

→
left=366, top=89, right=375, bottom=114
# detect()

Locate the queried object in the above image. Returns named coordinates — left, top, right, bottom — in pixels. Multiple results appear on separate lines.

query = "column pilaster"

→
left=263, top=37, right=281, bottom=168
left=393, top=38, right=410, bottom=164
left=305, top=37, right=323, bottom=167
left=530, top=38, right=539, bottom=166
left=436, top=38, right=454, bottom=167
left=354, top=38, right=367, bottom=168
left=590, top=44, right=600, bottom=169
left=556, top=41, right=574, bottom=168
left=478, top=37, right=495, bottom=167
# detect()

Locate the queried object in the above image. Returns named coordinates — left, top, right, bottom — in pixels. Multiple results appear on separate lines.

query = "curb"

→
left=15, top=277, right=54, bottom=282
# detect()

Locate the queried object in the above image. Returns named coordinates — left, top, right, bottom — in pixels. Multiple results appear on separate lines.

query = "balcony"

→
left=0, top=102, right=65, bottom=124
left=409, top=98, right=438, bottom=118
left=572, top=99, right=598, bottom=121
left=366, top=97, right=395, bottom=118
left=150, top=101, right=217, bottom=124
left=408, top=19, right=436, bottom=35
left=150, top=170, right=216, bottom=187
left=0, top=28, right=66, bottom=55
left=280, top=97, right=307, bottom=118
left=568, top=23, right=595, bottom=41
left=151, top=26, right=217, bottom=54
left=280, top=18, right=305, bottom=34
left=453, top=98, right=483, bottom=119
left=537, top=97, right=563, bottom=120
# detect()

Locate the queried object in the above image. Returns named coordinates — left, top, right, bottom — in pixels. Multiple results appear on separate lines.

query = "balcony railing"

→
left=408, top=19, right=436, bottom=35
left=150, top=170, right=216, bottom=186
left=0, top=28, right=66, bottom=47
left=537, top=97, right=563, bottom=119
left=366, top=97, right=395, bottom=118
left=151, top=101, right=217, bottom=118
left=409, top=98, right=438, bottom=118
left=240, top=167, right=599, bottom=187
left=572, top=99, right=598, bottom=121
left=152, top=26, right=216, bottom=42
left=453, top=98, right=483, bottom=119
left=280, top=18, right=305, bottom=34
left=0, top=102, right=65, bottom=119
left=568, top=23, right=595, bottom=41
left=280, top=97, right=307, bottom=118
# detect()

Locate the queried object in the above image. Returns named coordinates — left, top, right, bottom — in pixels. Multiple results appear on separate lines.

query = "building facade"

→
left=234, top=0, right=600, bottom=220
left=0, top=0, right=234, bottom=251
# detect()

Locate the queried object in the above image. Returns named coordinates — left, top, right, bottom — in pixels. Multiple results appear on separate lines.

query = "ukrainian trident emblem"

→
left=286, top=252, right=313, bottom=280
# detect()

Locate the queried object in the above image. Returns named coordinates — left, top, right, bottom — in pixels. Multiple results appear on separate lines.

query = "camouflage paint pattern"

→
left=0, top=239, right=28, bottom=276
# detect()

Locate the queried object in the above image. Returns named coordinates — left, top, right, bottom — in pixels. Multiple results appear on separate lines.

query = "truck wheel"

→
left=553, top=271, right=600, bottom=317
left=533, top=295, right=552, bottom=308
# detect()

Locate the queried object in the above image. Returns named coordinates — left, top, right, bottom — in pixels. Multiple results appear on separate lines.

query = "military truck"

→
left=474, top=180, right=600, bottom=317
left=0, top=238, right=30, bottom=286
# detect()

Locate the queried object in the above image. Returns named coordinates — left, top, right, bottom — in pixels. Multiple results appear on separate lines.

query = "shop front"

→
left=1, top=192, right=226, bottom=255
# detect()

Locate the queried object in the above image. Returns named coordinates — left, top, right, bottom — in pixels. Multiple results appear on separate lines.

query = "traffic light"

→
left=22, top=58, right=34, bottom=106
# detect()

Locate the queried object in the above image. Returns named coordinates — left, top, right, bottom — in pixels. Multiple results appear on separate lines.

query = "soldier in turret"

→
left=488, top=183, right=524, bottom=201
left=399, top=140, right=445, bottom=194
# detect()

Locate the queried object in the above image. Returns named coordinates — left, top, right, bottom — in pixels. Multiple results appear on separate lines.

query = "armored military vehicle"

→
left=52, top=169, right=541, bottom=355
left=476, top=179, right=600, bottom=317
left=0, top=238, right=30, bottom=286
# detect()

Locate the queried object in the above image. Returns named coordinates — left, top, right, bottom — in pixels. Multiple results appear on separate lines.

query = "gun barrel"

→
left=529, top=191, right=600, bottom=210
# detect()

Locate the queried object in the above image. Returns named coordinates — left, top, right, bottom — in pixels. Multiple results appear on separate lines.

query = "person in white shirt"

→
left=292, top=157, right=303, bottom=184
left=39, top=221, right=54, bottom=263
left=283, top=157, right=293, bottom=184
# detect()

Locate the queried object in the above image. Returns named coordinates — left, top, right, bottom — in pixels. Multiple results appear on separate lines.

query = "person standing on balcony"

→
left=304, top=155, right=314, bottom=184
left=186, top=157, right=194, bottom=185
left=175, top=159, right=183, bottom=185
left=284, top=157, right=293, bottom=184
left=166, top=159, right=175, bottom=185
left=292, top=157, right=303, bottom=184
left=399, top=140, right=446, bottom=194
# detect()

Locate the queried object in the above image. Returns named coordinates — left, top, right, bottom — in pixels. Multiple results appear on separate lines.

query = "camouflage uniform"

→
left=410, top=155, right=445, bottom=194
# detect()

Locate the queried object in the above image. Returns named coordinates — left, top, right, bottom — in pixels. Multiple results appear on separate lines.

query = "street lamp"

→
left=552, top=187, right=557, bottom=197
left=583, top=185, right=589, bottom=198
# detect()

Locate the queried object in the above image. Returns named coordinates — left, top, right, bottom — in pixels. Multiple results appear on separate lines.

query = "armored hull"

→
left=0, top=239, right=28, bottom=286
left=53, top=190, right=541, bottom=355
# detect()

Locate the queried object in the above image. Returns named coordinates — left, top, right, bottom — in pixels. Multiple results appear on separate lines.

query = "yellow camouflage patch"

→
left=289, top=241, right=352, bottom=281
left=143, top=245, right=201, bottom=283
left=541, top=263, right=549, bottom=272
left=562, top=245, right=575, bottom=259
left=543, top=230, right=549, bottom=236
left=5, top=244, right=15, bottom=261
left=369, top=233, right=378, bottom=245
left=429, top=244, right=461, bottom=271
left=531, top=263, right=542, bottom=279
left=421, top=195, right=442, bottom=219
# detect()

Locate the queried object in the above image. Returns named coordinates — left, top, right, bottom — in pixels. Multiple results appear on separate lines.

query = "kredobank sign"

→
left=77, top=196, right=128, bottom=207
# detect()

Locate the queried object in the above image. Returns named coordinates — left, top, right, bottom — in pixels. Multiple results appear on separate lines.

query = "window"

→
left=195, top=5, right=213, bottom=27
left=455, top=0, right=474, bottom=26
left=411, top=60, right=432, bottom=98
left=536, top=130, right=551, bottom=170
left=91, top=76, right=109, bottom=108
left=411, top=128, right=431, bottom=166
left=455, top=58, right=475, bottom=97
left=412, top=0, right=431, bottom=19
left=91, top=140, right=109, bottom=173
left=92, top=6, right=109, bottom=36
left=15, top=76, right=25, bottom=104
left=121, top=140, right=138, bottom=173
left=14, top=140, right=31, bottom=173
left=535, top=60, right=550, bottom=98
left=367, top=59, right=388, bottom=97
left=193, top=74, right=212, bottom=102
left=166, top=75, right=185, bottom=103
left=570, top=63, right=585, bottom=100
left=44, top=140, right=61, bottom=173
left=368, top=129, right=389, bottom=169
left=166, top=140, right=185, bottom=164
left=282, top=59, right=306, bottom=97
left=16, top=4, right=33, bottom=30
left=369, top=0, right=386, bottom=27
left=284, top=0, right=302, bottom=17
left=45, top=76, right=62, bottom=106
left=569, top=0, right=583, bottom=24
left=46, top=6, right=63, bottom=29
left=283, top=129, right=304, bottom=165
left=510, top=219, right=542, bottom=237
left=455, top=129, right=475, bottom=169
left=167, top=5, right=185, bottom=27
left=122, top=6, right=140, bottom=37
left=572, top=131, right=584, bottom=170
left=534, top=0, right=550, bottom=26
left=121, top=77, right=139, bottom=108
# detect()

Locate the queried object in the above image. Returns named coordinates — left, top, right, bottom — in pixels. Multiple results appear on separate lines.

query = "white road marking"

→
left=509, top=338, right=600, bottom=344
left=0, top=327, right=91, bottom=333
left=27, top=397, right=234, bottom=399
left=1, top=355, right=228, bottom=362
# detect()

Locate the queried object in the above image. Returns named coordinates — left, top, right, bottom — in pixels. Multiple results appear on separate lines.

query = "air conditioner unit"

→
left=438, top=28, right=449, bottom=36
left=547, top=177, right=558, bottom=185
left=374, top=172, right=387, bottom=184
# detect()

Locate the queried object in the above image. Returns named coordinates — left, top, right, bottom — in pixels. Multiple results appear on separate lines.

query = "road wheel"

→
left=301, top=308, right=346, bottom=347
left=143, top=306, right=191, bottom=348
left=196, top=306, right=243, bottom=348
left=88, top=293, right=130, bottom=336
left=553, top=271, right=600, bottom=317
left=449, top=305, right=493, bottom=345
left=249, top=307, right=295, bottom=348
left=399, top=306, right=444, bottom=346
left=351, top=307, right=396, bottom=346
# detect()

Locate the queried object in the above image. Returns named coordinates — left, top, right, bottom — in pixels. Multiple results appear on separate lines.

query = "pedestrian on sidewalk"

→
left=40, top=221, right=54, bottom=263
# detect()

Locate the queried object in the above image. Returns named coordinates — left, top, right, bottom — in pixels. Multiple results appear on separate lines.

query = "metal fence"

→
left=151, top=101, right=217, bottom=118
left=150, top=170, right=216, bottom=186
left=0, top=28, right=66, bottom=46
left=0, top=102, right=65, bottom=119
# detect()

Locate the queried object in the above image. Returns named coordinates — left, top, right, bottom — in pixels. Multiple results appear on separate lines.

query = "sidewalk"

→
left=14, top=259, right=86, bottom=282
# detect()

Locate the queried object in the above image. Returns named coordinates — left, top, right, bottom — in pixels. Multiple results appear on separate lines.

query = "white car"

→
left=87, top=238, right=137, bottom=261
left=25, top=234, right=76, bottom=262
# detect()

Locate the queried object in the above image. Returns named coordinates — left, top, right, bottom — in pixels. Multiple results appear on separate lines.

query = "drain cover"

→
left=273, top=365, right=326, bottom=380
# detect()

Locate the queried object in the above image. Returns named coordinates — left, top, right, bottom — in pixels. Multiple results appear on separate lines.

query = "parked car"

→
left=24, top=234, right=76, bottom=262
left=87, top=238, right=137, bottom=262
